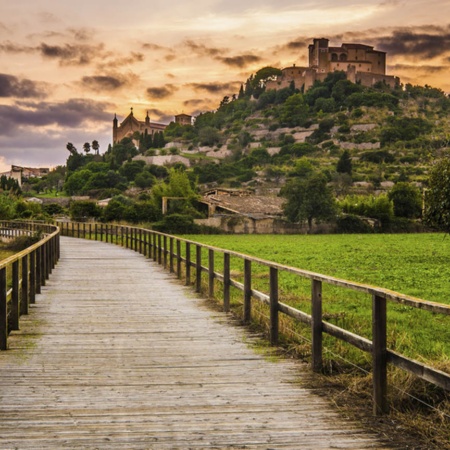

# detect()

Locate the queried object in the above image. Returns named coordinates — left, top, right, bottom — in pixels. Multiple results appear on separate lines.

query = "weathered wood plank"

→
left=0, top=237, right=390, bottom=449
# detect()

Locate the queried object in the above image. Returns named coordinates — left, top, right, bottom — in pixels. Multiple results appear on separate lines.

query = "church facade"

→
left=113, top=109, right=167, bottom=144
left=266, top=38, right=399, bottom=92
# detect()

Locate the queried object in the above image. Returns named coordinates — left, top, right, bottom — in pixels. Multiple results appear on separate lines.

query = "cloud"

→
left=375, top=28, right=450, bottom=59
left=146, top=84, right=179, bottom=99
left=0, top=41, right=35, bottom=54
left=217, top=54, right=262, bottom=68
left=0, top=74, right=48, bottom=98
left=103, top=52, right=145, bottom=69
left=39, top=42, right=105, bottom=66
left=187, top=82, right=239, bottom=94
left=81, top=75, right=126, bottom=91
left=0, top=98, right=112, bottom=135
left=389, top=64, right=448, bottom=74
left=183, top=40, right=225, bottom=57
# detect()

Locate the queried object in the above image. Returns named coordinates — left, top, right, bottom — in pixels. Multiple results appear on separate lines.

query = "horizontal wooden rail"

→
left=0, top=221, right=60, bottom=350
left=57, top=221, right=450, bottom=416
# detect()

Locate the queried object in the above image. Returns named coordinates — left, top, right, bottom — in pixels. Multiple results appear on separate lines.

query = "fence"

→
left=0, top=221, right=60, bottom=350
left=58, top=221, right=450, bottom=415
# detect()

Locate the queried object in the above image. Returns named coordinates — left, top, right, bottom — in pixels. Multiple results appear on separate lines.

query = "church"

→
left=112, top=108, right=168, bottom=144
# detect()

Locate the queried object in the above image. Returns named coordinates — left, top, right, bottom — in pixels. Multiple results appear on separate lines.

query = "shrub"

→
left=335, top=215, right=373, bottom=233
left=152, top=214, right=201, bottom=234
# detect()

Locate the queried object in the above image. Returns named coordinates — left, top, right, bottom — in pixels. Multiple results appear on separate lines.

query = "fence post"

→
left=139, top=229, right=143, bottom=254
left=185, top=242, right=191, bottom=286
left=223, top=253, right=230, bottom=312
left=158, top=235, right=162, bottom=264
left=373, top=294, right=389, bottom=416
left=312, top=279, right=323, bottom=372
left=163, top=236, right=167, bottom=268
left=244, top=259, right=251, bottom=324
left=269, top=267, right=279, bottom=346
left=30, top=251, right=36, bottom=303
left=0, top=267, right=7, bottom=350
left=35, top=248, right=42, bottom=294
left=176, top=240, right=181, bottom=278
left=21, top=255, right=29, bottom=316
left=11, top=260, right=20, bottom=331
left=40, top=245, right=46, bottom=287
left=208, top=249, right=214, bottom=298
left=195, top=245, right=202, bottom=293
left=152, top=233, right=157, bottom=260
left=169, top=238, right=174, bottom=273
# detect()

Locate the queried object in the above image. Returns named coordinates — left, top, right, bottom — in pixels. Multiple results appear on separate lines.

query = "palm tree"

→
left=66, top=142, right=77, bottom=155
left=83, top=142, right=91, bottom=154
left=92, top=140, right=100, bottom=155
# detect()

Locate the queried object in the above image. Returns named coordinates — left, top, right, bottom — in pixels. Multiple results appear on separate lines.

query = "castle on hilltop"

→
left=266, top=38, right=399, bottom=92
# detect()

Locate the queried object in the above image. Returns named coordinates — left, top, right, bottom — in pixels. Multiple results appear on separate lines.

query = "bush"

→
left=335, top=215, right=373, bottom=233
left=5, top=233, right=41, bottom=251
left=152, top=214, right=201, bottom=234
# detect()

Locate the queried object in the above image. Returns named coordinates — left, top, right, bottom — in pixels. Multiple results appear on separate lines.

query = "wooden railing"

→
left=0, top=221, right=60, bottom=350
left=58, top=221, right=450, bottom=415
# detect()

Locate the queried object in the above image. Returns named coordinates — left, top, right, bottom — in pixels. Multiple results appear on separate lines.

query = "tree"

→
left=92, top=140, right=100, bottom=155
left=83, top=142, right=91, bottom=154
left=336, top=150, right=352, bottom=175
left=388, top=182, right=422, bottom=218
left=424, top=158, right=450, bottom=231
left=279, top=94, right=309, bottom=127
left=281, top=172, right=336, bottom=231
left=66, top=142, right=77, bottom=155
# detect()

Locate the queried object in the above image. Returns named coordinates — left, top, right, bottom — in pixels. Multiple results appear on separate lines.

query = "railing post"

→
left=35, top=247, right=42, bottom=294
left=21, top=255, right=29, bottom=316
left=185, top=242, right=191, bottom=286
left=126, top=227, right=129, bottom=249
left=244, top=259, right=251, bottom=324
left=158, top=235, right=162, bottom=264
left=223, top=253, right=230, bottom=313
left=30, top=250, right=36, bottom=303
left=163, top=235, right=167, bottom=268
left=169, top=237, right=174, bottom=273
left=312, top=279, right=323, bottom=372
left=373, top=294, right=389, bottom=416
left=208, top=249, right=214, bottom=299
left=11, top=260, right=20, bottom=331
left=152, top=233, right=157, bottom=260
left=40, top=245, right=46, bottom=286
left=195, top=245, right=202, bottom=293
left=269, top=267, right=279, bottom=346
left=176, top=240, right=181, bottom=278
left=0, top=267, right=7, bottom=350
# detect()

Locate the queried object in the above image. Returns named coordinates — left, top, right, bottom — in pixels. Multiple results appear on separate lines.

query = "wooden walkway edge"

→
left=0, top=237, right=390, bottom=449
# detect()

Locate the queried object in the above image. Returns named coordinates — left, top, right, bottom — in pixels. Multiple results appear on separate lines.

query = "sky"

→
left=0, top=0, right=449, bottom=172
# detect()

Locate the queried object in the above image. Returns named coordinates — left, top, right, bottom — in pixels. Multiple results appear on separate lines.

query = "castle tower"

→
left=113, top=113, right=118, bottom=144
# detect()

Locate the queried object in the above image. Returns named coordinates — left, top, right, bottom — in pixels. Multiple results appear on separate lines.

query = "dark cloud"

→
left=0, top=99, right=112, bottom=135
left=183, top=99, right=208, bottom=107
left=146, top=84, right=179, bottom=99
left=81, top=76, right=126, bottom=91
left=0, top=74, right=47, bottom=99
left=39, top=42, right=104, bottom=66
left=283, top=38, right=310, bottom=51
left=187, top=82, right=239, bottom=94
left=0, top=41, right=34, bottom=54
left=183, top=40, right=225, bottom=57
left=142, top=43, right=168, bottom=51
left=105, top=52, right=145, bottom=69
left=389, top=64, right=448, bottom=74
left=217, top=54, right=262, bottom=68
left=375, top=28, right=450, bottom=59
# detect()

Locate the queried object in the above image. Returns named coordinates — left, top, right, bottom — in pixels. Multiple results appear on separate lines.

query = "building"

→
left=113, top=108, right=167, bottom=144
left=266, top=38, right=399, bottom=92
left=0, top=165, right=49, bottom=187
left=174, top=114, right=192, bottom=126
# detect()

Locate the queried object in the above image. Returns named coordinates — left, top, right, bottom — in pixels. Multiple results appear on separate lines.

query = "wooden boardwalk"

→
left=0, top=237, right=391, bottom=449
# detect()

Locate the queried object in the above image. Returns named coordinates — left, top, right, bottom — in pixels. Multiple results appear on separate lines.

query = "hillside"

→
left=162, top=71, right=450, bottom=194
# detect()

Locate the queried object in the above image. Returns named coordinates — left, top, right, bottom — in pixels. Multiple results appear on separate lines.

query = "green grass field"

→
left=183, top=233, right=450, bottom=366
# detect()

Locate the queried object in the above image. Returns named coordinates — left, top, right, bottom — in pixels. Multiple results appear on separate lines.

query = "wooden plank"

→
left=0, top=237, right=390, bottom=449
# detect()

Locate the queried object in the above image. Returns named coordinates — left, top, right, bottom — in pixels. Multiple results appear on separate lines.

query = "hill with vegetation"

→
left=8, top=68, right=450, bottom=232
